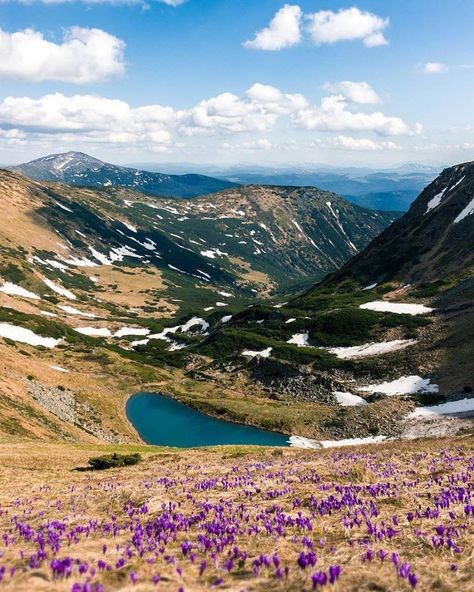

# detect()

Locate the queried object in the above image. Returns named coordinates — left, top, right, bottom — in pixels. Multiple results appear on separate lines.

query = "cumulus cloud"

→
left=179, top=83, right=307, bottom=135
left=423, top=62, right=448, bottom=74
left=295, top=95, right=420, bottom=136
left=0, top=93, right=174, bottom=150
left=0, top=83, right=418, bottom=153
left=306, top=7, right=389, bottom=47
left=221, top=139, right=274, bottom=152
left=0, top=85, right=304, bottom=149
left=245, top=5, right=389, bottom=51
left=246, top=83, right=308, bottom=112
left=244, top=4, right=302, bottom=50
left=314, top=135, right=400, bottom=151
left=0, top=27, right=125, bottom=83
left=323, top=81, right=381, bottom=104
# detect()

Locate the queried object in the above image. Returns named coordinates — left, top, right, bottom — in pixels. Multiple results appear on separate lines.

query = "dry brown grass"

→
left=0, top=436, right=472, bottom=591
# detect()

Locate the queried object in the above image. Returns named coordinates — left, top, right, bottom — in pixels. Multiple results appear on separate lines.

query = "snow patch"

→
left=287, top=333, right=309, bottom=347
left=58, top=305, right=96, bottom=318
left=425, top=188, right=447, bottom=213
left=359, top=375, right=438, bottom=396
left=0, top=323, right=61, bottom=348
left=407, top=397, right=474, bottom=418
left=289, top=435, right=387, bottom=449
left=74, top=327, right=112, bottom=337
left=55, top=201, right=73, bottom=213
left=43, top=278, right=76, bottom=300
left=49, top=365, right=70, bottom=373
left=334, top=391, right=368, bottom=407
left=453, top=197, right=474, bottom=224
left=327, top=339, right=416, bottom=359
left=114, top=327, right=150, bottom=338
left=181, top=317, right=209, bottom=332
left=360, top=301, right=434, bottom=315
left=122, top=221, right=137, bottom=233
left=0, top=281, right=40, bottom=300
left=242, top=347, right=272, bottom=358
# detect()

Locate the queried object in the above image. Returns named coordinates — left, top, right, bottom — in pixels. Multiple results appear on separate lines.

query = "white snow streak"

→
left=360, top=301, right=434, bottom=315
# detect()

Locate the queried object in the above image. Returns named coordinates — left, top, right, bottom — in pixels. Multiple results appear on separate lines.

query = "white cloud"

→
left=246, top=83, right=308, bottom=112
left=0, top=83, right=419, bottom=154
left=295, top=95, right=420, bottom=136
left=323, top=81, right=381, bottom=104
left=314, top=135, right=400, bottom=151
left=0, top=27, right=125, bottom=83
left=423, top=62, right=448, bottom=74
left=0, top=93, right=174, bottom=150
left=244, top=4, right=302, bottom=50
left=222, top=139, right=274, bottom=152
left=306, top=7, right=389, bottom=47
left=178, top=84, right=307, bottom=135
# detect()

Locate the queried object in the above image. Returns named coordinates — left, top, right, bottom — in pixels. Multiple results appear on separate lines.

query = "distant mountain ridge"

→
left=129, top=162, right=440, bottom=212
left=11, top=151, right=238, bottom=199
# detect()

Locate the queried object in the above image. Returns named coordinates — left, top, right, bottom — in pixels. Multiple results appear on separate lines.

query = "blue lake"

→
left=126, top=393, right=289, bottom=447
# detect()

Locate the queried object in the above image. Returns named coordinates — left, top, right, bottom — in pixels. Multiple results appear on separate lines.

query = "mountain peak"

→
left=33, top=151, right=105, bottom=172
left=10, top=152, right=238, bottom=198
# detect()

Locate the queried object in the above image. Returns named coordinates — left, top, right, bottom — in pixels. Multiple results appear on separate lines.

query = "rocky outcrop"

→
left=248, top=358, right=339, bottom=404
left=27, top=379, right=128, bottom=443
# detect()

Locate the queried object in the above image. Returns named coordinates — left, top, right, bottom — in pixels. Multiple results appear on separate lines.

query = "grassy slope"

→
left=0, top=435, right=472, bottom=591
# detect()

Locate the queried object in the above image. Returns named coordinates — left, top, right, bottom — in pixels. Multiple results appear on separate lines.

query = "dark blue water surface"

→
left=126, top=393, right=289, bottom=447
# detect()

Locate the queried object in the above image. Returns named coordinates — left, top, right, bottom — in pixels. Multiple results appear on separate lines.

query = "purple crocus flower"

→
left=312, top=571, right=327, bottom=589
left=329, top=565, right=341, bottom=584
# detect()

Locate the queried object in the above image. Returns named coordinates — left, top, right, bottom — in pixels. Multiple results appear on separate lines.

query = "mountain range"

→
left=130, top=161, right=441, bottom=212
left=159, top=161, right=472, bottom=439
left=11, top=151, right=238, bottom=199
left=0, top=161, right=472, bottom=446
left=11, top=151, right=439, bottom=211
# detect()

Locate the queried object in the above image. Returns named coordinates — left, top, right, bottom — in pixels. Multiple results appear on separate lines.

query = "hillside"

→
left=0, top=170, right=396, bottom=298
left=163, top=162, right=473, bottom=443
left=0, top=435, right=472, bottom=592
left=326, top=161, right=474, bottom=285
left=11, top=151, right=238, bottom=199
left=0, top=164, right=471, bottom=445
left=0, top=169, right=397, bottom=442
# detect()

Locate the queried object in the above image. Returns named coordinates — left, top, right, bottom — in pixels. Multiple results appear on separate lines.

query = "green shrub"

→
left=87, top=453, right=142, bottom=470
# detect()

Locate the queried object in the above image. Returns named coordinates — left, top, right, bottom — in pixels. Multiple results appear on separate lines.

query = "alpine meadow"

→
left=0, top=2, right=472, bottom=591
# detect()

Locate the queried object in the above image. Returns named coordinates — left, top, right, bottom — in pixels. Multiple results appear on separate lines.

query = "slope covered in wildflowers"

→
left=0, top=436, right=472, bottom=591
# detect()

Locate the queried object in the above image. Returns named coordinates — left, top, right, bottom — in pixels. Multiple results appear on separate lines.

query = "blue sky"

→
left=0, top=0, right=473, bottom=166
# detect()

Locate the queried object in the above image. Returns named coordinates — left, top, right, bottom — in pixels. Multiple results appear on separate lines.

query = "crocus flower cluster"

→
left=0, top=443, right=472, bottom=591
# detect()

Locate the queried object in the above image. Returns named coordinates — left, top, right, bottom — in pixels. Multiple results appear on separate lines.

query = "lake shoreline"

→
left=126, top=391, right=290, bottom=448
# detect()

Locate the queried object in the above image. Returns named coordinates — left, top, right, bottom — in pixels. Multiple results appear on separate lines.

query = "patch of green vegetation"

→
left=87, top=452, right=142, bottom=470
left=410, top=280, right=447, bottom=298
left=0, top=262, right=26, bottom=284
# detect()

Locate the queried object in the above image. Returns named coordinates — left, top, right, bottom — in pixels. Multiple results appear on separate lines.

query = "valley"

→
left=0, top=159, right=472, bottom=448
left=0, top=156, right=472, bottom=592
left=1, top=3, right=473, bottom=591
